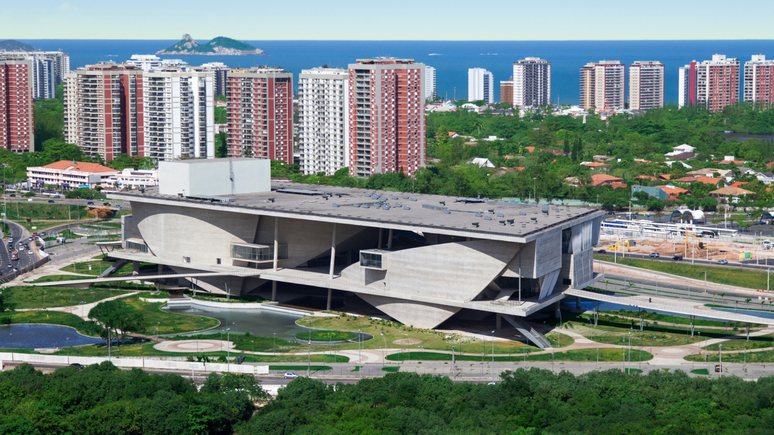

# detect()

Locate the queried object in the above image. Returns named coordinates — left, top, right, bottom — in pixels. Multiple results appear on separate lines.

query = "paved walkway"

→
left=17, top=291, right=139, bottom=319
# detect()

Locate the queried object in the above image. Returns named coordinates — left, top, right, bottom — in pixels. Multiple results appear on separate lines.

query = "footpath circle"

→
left=154, top=339, right=234, bottom=353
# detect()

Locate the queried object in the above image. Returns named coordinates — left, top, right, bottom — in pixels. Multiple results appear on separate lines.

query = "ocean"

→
left=19, top=39, right=774, bottom=105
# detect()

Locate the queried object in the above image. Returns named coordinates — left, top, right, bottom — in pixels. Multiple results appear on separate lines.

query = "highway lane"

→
left=596, top=250, right=774, bottom=272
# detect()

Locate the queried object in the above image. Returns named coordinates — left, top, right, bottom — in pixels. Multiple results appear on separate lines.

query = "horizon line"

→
left=6, top=38, right=774, bottom=42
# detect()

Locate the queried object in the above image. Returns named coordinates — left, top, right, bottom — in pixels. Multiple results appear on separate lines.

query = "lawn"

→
left=3, top=286, right=131, bottom=309
left=685, top=349, right=774, bottom=363
left=80, top=222, right=121, bottom=230
left=189, top=332, right=305, bottom=353
left=295, top=330, right=358, bottom=341
left=563, top=311, right=737, bottom=347
left=594, top=254, right=768, bottom=290
left=703, top=335, right=774, bottom=351
left=123, top=297, right=220, bottom=335
left=300, top=314, right=574, bottom=353
left=599, top=308, right=762, bottom=329
left=386, top=348, right=653, bottom=363
left=5, top=203, right=89, bottom=231
left=381, top=366, right=400, bottom=372
left=26, top=274, right=91, bottom=283
left=692, top=368, right=710, bottom=375
left=59, top=259, right=155, bottom=276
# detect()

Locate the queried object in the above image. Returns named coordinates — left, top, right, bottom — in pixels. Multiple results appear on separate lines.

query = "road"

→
left=596, top=249, right=774, bottom=273
left=0, top=219, right=34, bottom=277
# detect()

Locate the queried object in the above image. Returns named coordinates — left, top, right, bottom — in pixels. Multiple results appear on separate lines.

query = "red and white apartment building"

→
left=0, top=59, right=34, bottom=153
left=743, top=54, right=774, bottom=108
left=226, top=68, right=293, bottom=163
left=347, top=58, right=425, bottom=178
left=64, top=63, right=145, bottom=161
left=679, top=54, right=740, bottom=112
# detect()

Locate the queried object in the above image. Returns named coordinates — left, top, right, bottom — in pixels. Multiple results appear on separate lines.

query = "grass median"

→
left=595, top=254, right=767, bottom=290
left=124, top=297, right=220, bottom=335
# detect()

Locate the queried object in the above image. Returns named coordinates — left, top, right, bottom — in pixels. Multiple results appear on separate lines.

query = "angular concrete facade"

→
left=111, top=159, right=604, bottom=333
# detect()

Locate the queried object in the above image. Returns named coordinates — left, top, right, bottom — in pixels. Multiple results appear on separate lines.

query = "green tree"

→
left=89, top=299, right=144, bottom=344
left=215, top=132, right=228, bottom=158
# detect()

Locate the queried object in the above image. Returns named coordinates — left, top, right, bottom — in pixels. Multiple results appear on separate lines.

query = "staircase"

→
left=501, top=315, right=552, bottom=349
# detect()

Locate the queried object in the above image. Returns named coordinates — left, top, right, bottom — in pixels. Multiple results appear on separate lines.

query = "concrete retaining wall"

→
left=0, top=352, right=269, bottom=375
left=163, top=297, right=310, bottom=316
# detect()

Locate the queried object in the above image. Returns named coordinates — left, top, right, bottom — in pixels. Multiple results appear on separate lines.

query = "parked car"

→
left=715, top=259, right=729, bottom=265
left=673, top=255, right=683, bottom=261
left=596, top=249, right=606, bottom=253
left=27, top=250, right=33, bottom=255
left=6, top=264, right=11, bottom=269
left=103, top=202, right=111, bottom=206
left=86, top=201, right=94, bottom=205
left=47, top=199, right=55, bottom=203
left=39, top=232, right=46, bottom=237
left=9, top=194, right=15, bottom=197
left=70, top=363, right=84, bottom=369
left=283, top=372, right=299, bottom=379
left=648, top=253, right=660, bottom=258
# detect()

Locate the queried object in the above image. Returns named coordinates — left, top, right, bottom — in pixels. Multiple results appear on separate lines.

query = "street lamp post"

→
left=451, top=345, right=455, bottom=377
left=719, top=343, right=722, bottom=377
left=357, top=329, right=362, bottom=380
left=226, top=328, right=231, bottom=373
left=9, top=332, right=12, bottom=361
left=380, top=330, right=386, bottom=369
left=273, top=331, right=276, bottom=356
left=491, top=330, right=495, bottom=383
left=66, top=337, right=69, bottom=364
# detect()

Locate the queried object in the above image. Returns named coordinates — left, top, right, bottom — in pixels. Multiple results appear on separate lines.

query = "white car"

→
left=27, top=250, right=33, bottom=255
left=283, top=372, right=299, bottom=379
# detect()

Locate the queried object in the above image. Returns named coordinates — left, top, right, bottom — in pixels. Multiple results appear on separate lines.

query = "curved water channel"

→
left=0, top=324, right=103, bottom=349
left=165, top=305, right=372, bottom=343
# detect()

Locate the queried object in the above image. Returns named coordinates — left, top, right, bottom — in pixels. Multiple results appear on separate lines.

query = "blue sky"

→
left=4, top=0, right=774, bottom=40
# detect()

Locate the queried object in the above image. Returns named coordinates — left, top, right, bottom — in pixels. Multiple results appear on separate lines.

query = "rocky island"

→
left=156, top=34, right=265, bottom=56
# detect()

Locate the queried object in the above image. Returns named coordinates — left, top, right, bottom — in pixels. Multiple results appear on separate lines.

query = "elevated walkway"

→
left=565, top=288, right=774, bottom=326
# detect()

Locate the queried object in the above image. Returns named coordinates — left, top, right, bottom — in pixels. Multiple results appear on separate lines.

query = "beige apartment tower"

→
left=579, top=61, right=625, bottom=111
left=629, top=61, right=664, bottom=110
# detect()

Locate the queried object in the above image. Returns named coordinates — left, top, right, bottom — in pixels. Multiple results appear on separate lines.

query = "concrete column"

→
left=496, top=313, right=501, bottom=330
left=273, top=217, right=279, bottom=271
left=378, top=229, right=383, bottom=249
left=157, top=264, right=164, bottom=274
left=554, top=302, right=561, bottom=319
left=271, top=281, right=277, bottom=301
left=132, top=261, right=139, bottom=276
left=575, top=296, right=581, bottom=309
left=326, top=288, right=332, bottom=311
left=329, top=223, right=337, bottom=279
left=387, top=228, right=394, bottom=250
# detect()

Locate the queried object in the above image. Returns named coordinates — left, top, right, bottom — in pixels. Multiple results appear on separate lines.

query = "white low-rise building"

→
left=104, top=168, right=159, bottom=189
left=27, top=161, right=119, bottom=189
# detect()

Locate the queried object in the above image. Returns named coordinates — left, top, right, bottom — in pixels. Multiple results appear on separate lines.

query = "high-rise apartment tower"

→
left=0, top=60, right=34, bottom=152
left=348, top=58, right=425, bottom=178
left=629, top=61, right=664, bottom=110
left=468, top=68, right=494, bottom=103
left=226, top=68, right=293, bottom=163
left=512, top=57, right=551, bottom=107
left=298, top=67, right=349, bottom=176
left=743, top=54, right=774, bottom=107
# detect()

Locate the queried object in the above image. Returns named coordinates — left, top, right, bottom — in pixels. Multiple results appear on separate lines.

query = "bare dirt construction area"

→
left=598, top=237, right=763, bottom=263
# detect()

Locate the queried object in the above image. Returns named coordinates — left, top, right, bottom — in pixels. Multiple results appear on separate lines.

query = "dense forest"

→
left=0, top=362, right=265, bottom=435
left=237, top=369, right=774, bottom=435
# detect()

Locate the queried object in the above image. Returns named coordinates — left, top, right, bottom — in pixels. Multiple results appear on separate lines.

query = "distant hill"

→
left=156, top=34, right=265, bottom=56
left=0, top=40, right=38, bottom=52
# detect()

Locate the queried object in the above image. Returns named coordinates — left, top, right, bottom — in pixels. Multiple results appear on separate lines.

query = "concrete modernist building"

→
left=348, top=58, right=425, bottom=178
left=110, top=159, right=604, bottom=345
left=27, top=160, right=119, bottom=189
left=468, top=68, right=494, bottom=103
left=0, top=59, right=34, bottom=152
left=743, top=55, right=774, bottom=107
left=298, top=67, right=349, bottom=176
left=512, top=57, right=551, bottom=107
left=629, top=61, right=664, bottom=110
left=226, top=68, right=293, bottom=163
left=425, top=65, right=436, bottom=101
left=680, top=55, right=740, bottom=112
left=143, top=67, right=215, bottom=161
left=64, top=63, right=145, bottom=160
